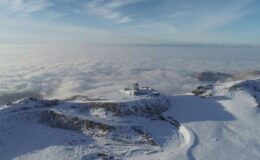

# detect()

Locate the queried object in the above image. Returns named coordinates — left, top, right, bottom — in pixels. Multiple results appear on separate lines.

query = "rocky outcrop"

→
left=39, top=110, right=115, bottom=135
left=193, top=70, right=260, bottom=83
left=229, top=79, right=260, bottom=107
left=193, top=71, right=232, bottom=82
left=89, top=95, right=170, bottom=116
left=192, top=85, right=214, bottom=97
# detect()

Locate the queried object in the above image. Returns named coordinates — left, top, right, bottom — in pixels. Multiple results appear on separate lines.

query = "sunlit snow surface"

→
left=0, top=79, right=260, bottom=160
left=134, top=80, right=260, bottom=160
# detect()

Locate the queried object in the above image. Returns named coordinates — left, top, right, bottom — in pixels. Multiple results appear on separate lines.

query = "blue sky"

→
left=0, top=0, right=259, bottom=45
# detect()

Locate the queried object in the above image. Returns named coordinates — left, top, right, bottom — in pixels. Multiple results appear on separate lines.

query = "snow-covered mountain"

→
left=0, top=79, right=260, bottom=160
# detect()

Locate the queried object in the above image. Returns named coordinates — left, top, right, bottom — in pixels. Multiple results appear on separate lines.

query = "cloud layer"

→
left=0, top=45, right=260, bottom=104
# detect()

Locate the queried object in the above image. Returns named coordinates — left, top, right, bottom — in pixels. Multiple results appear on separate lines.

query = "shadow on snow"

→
left=167, top=95, right=236, bottom=123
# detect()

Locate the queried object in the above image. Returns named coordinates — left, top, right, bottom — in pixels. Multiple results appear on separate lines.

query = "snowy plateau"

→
left=0, top=79, right=260, bottom=160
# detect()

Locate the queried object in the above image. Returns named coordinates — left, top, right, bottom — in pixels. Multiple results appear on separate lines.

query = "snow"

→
left=0, top=79, right=260, bottom=160
left=133, top=80, right=260, bottom=160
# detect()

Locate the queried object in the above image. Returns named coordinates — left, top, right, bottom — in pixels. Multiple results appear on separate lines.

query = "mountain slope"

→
left=134, top=79, right=260, bottom=160
left=1, top=80, right=260, bottom=160
left=0, top=94, right=176, bottom=160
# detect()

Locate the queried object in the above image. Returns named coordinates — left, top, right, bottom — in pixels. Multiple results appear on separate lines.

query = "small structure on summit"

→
left=132, top=82, right=139, bottom=91
left=121, top=82, right=160, bottom=96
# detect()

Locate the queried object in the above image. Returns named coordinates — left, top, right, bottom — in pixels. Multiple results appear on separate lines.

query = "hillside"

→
left=0, top=80, right=260, bottom=160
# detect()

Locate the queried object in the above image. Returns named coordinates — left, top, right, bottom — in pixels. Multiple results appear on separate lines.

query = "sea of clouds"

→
left=0, top=44, right=260, bottom=104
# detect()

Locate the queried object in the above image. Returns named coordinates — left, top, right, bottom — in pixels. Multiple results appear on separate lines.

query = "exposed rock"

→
left=192, top=79, right=260, bottom=108
left=89, top=96, right=170, bottom=116
left=193, top=71, right=232, bottom=82
left=132, top=126, right=158, bottom=146
left=1, top=90, right=173, bottom=158
left=81, top=153, right=117, bottom=160
left=192, top=85, right=214, bottom=97
left=64, top=95, right=105, bottom=101
left=158, top=115, right=180, bottom=129
left=13, top=97, right=60, bottom=108
left=39, top=110, right=115, bottom=135
left=229, top=80, right=260, bottom=108
left=193, top=70, right=260, bottom=83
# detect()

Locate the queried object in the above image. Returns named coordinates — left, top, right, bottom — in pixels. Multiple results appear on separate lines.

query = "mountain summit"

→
left=0, top=80, right=260, bottom=160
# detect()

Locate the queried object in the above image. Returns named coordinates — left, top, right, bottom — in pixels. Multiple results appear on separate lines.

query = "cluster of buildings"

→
left=121, top=83, right=160, bottom=96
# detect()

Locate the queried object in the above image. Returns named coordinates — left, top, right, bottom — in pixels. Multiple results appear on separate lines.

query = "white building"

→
left=132, top=83, right=139, bottom=91
left=121, top=83, right=160, bottom=96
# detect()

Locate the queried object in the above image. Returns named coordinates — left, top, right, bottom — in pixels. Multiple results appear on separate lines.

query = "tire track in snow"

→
left=129, top=116, right=198, bottom=160
left=160, top=115, right=198, bottom=160
left=180, top=126, right=198, bottom=160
